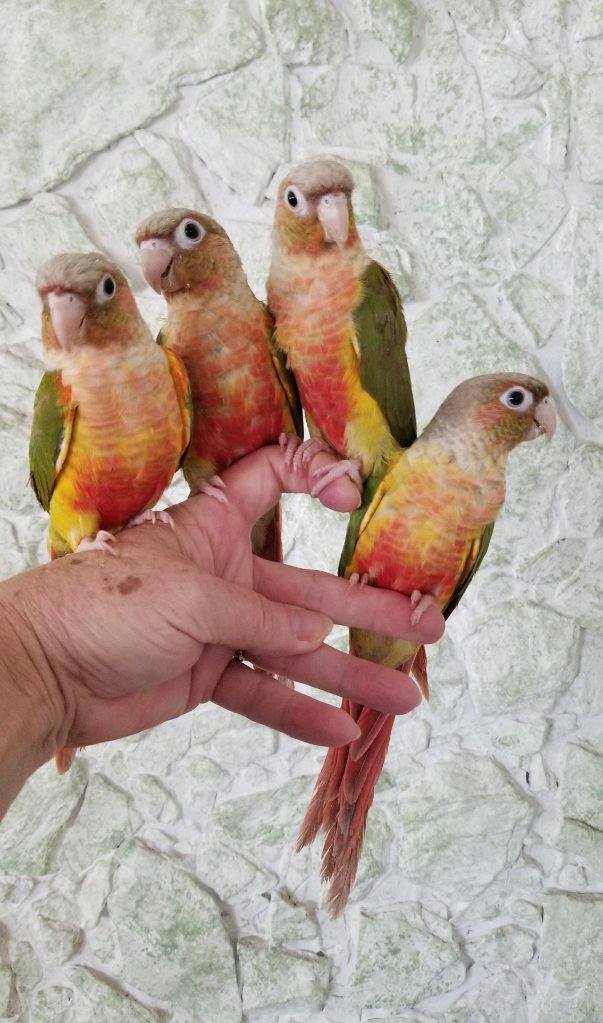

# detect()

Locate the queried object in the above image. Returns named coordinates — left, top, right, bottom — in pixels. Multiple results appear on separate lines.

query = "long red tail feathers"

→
left=297, top=651, right=426, bottom=916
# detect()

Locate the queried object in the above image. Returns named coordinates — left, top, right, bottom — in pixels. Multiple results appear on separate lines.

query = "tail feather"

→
left=297, top=653, right=422, bottom=915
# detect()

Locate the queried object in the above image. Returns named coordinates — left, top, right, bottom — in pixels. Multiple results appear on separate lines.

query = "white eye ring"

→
left=500, top=386, right=534, bottom=411
left=95, top=274, right=116, bottom=304
left=174, top=218, right=205, bottom=250
left=283, top=185, right=309, bottom=216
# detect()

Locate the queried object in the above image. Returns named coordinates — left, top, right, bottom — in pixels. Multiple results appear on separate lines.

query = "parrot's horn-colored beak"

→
left=48, top=291, right=87, bottom=349
left=316, top=192, right=349, bottom=247
left=533, top=396, right=557, bottom=442
left=139, top=238, right=175, bottom=294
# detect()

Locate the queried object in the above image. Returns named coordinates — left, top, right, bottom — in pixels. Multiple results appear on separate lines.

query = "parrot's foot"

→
left=310, top=458, right=363, bottom=498
left=128, top=509, right=175, bottom=531
left=284, top=435, right=333, bottom=474
left=279, top=432, right=303, bottom=470
left=198, top=475, right=228, bottom=505
left=409, top=590, right=438, bottom=627
left=349, top=572, right=370, bottom=587
left=77, top=530, right=118, bottom=556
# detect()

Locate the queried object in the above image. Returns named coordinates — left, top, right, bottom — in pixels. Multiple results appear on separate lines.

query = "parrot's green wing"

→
left=354, top=261, right=417, bottom=450
left=29, top=371, right=76, bottom=511
left=267, top=317, right=303, bottom=438
left=442, top=521, right=495, bottom=620
left=337, top=469, right=391, bottom=578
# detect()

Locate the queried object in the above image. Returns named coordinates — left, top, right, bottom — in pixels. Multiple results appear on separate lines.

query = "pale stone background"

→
left=0, top=0, right=601, bottom=1020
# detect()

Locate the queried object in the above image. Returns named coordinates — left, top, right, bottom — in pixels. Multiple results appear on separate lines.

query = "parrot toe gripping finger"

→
left=199, top=475, right=229, bottom=505
left=349, top=572, right=370, bottom=587
left=128, top=509, right=175, bottom=530
left=409, top=590, right=438, bottom=627
left=77, top=530, right=118, bottom=556
left=291, top=437, right=333, bottom=474
left=278, top=432, right=304, bottom=471
left=310, top=458, right=363, bottom=498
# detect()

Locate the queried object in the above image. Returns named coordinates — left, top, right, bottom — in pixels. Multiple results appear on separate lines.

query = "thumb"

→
left=199, top=575, right=333, bottom=656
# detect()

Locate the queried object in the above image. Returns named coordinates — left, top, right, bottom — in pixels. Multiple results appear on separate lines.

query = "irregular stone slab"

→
left=0, top=194, right=92, bottom=274
left=544, top=73, right=571, bottom=169
left=562, top=200, right=603, bottom=428
left=0, top=764, right=86, bottom=876
left=390, top=754, right=530, bottom=900
left=445, top=971, right=529, bottom=1023
left=523, top=538, right=603, bottom=629
left=575, top=73, right=603, bottom=183
left=446, top=0, right=504, bottom=41
left=478, top=45, right=544, bottom=97
left=0, top=0, right=263, bottom=205
left=239, top=941, right=330, bottom=1015
left=266, top=0, right=348, bottom=64
left=347, top=904, right=464, bottom=1012
left=180, top=55, right=288, bottom=203
left=538, top=895, right=601, bottom=1022
left=59, top=775, right=138, bottom=875
left=347, top=0, right=418, bottom=64
left=464, top=601, right=578, bottom=714
left=505, top=272, right=565, bottom=346
left=555, top=444, right=603, bottom=538
left=300, top=64, right=414, bottom=163
left=488, top=155, right=567, bottom=267
left=107, top=842, right=240, bottom=1020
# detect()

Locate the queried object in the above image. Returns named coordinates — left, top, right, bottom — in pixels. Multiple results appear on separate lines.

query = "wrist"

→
left=0, top=589, right=72, bottom=815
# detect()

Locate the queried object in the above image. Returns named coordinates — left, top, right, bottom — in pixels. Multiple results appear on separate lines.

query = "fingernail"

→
left=292, top=610, right=332, bottom=644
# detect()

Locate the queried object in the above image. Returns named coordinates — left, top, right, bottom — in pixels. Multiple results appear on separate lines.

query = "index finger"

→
left=219, top=444, right=361, bottom=527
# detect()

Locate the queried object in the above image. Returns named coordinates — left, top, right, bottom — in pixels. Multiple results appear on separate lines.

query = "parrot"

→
left=267, top=158, right=416, bottom=497
left=296, top=373, right=557, bottom=915
left=30, top=252, right=192, bottom=772
left=134, top=208, right=302, bottom=562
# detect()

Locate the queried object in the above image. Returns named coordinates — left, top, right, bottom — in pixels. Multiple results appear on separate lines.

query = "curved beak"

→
left=139, top=237, right=175, bottom=294
left=533, top=395, right=557, bottom=442
left=316, top=192, right=349, bottom=247
left=47, top=291, right=87, bottom=349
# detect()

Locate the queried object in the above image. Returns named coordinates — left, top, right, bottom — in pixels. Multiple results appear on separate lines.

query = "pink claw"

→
left=128, top=509, right=175, bottom=530
left=310, top=458, right=363, bottom=498
left=409, top=590, right=438, bottom=627
left=77, top=530, right=118, bottom=556
left=349, top=572, right=370, bottom=587
left=199, top=475, right=229, bottom=505
left=279, top=432, right=303, bottom=470
left=293, top=437, right=333, bottom=474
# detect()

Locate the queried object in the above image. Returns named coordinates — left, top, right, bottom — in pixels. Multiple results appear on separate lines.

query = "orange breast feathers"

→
left=52, top=344, right=185, bottom=533
left=349, top=448, right=505, bottom=607
left=164, top=291, right=294, bottom=480
left=268, top=247, right=366, bottom=457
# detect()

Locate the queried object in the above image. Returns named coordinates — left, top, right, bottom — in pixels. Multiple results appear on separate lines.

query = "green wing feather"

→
left=29, top=371, right=75, bottom=511
left=354, top=261, right=417, bottom=451
left=267, top=320, right=303, bottom=438
left=442, top=521, right=494, bottom=620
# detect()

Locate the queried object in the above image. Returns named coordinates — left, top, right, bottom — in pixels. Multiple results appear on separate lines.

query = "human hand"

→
left=0, top=445, right=444, bottom=775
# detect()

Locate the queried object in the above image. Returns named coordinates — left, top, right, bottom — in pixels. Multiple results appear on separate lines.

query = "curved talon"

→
left=279, top=432, right=303, bottom=470
left=199, top=475, right=229, bottom=505
left=409, top=590, right=438, bottom=627
left=128, top=509, right=175, bottom=531
left=310, top=458, right=363, bottom=498
left=292, top=437, right=332, bottom=474
left=349, top=572, right=370, bottom=587
left=77, top=530, right=118, bottom=556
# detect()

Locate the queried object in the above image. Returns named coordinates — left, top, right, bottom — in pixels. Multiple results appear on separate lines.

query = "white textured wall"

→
left=0, top=1, right=601, bottom=1021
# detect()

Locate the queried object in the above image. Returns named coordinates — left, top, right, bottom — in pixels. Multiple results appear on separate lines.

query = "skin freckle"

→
left=117, top=575, right=142, bottom=595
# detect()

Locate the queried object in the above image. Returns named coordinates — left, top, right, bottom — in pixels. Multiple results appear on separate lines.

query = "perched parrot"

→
left=297, top=373, right=557, bottom=915
left=135, top=208, right=302, bottom=561
left=268, top=158, right=416, bottom=496
left=31, top=252, right=191, bottom=772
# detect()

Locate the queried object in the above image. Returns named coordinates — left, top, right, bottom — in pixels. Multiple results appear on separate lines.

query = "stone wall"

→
left=0, top=1, right=601, bottom=1020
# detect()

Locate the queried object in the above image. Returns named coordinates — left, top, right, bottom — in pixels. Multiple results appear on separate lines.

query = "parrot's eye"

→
left=174, top=218, right=205, bottom=250
left=95, top=274, right=116, bottom=304
left=500, top=386, right=533, bottom=411
left=284, top=186, right=308, bottom=216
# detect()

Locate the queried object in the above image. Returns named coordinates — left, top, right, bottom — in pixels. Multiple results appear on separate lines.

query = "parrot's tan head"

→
left=36, top=253, right=143, bottom=353
left=135, top=208, right=241, bottom=299
left=273, top=159, right=359, bottom=255
left=431, top=373, right=557, bottom=452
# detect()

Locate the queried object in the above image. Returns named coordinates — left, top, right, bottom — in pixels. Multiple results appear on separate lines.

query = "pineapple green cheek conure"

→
left=30, top=252, right=192, bottom=772
left=267, top=158, right=416, bottom=497
left=135, top=208, right=302, bottom=562
left=297, top=372, right=557, bottom=916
